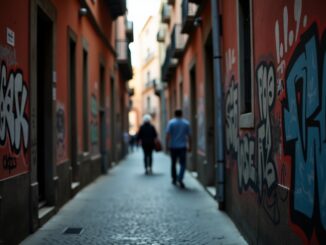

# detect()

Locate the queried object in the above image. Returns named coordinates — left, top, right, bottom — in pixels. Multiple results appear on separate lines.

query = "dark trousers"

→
left=143, top=148, right=153, bottom=170
left=170, top=148, right=187, bottom=182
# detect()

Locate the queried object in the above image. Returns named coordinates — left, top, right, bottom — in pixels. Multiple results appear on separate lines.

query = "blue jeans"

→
left=170, top=148, right=187, bottom=182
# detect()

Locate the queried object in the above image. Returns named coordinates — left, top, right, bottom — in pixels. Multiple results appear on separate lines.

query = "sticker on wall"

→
left=6, top=28, right=15, bottom=47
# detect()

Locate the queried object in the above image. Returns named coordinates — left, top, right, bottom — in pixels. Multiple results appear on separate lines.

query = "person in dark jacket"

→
left=137, top=114, right=158, bottom=175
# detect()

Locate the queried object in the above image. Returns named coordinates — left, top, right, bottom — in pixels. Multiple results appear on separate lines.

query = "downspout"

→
left=211, top=0, right=225, bottom=207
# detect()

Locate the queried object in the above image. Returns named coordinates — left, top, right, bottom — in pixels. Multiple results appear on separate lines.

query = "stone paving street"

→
left=22, top=150, right=247, bottom=245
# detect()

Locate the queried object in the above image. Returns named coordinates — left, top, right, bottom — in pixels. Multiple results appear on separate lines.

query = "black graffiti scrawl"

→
left=282, top=23, right=326, bottom=242
left=0, top=62, right=29, bottom=154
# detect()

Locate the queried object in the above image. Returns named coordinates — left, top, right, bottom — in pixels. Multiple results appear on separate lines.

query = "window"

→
left=238, top=0, right=254, bottom=128
left=147, top=71, right=151, bottom=83
left=145, top=71, right=151, bottom=88
left=147, top=96, right=151, bottom=111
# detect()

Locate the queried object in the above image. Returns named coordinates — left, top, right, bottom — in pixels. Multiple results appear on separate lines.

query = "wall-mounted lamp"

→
left=79, top=7, right=88, bottom=17
left=193, top=17, right=202, bottom=27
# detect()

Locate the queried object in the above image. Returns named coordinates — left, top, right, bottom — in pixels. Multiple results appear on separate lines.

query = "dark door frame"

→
left=189, top=61, right=197, bottom=173
left=110, top=76, right=116, bottom=165
left=30, top=0, right=57, bottom=231
left=204, top=32, right=216, bottom=186
left=67, top=27, right=80, bottom=190
left=99, top=58, right=108, bottom=173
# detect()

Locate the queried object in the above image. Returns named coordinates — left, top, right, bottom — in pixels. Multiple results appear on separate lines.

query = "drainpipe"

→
left=211, top=0, right=225, bottom=207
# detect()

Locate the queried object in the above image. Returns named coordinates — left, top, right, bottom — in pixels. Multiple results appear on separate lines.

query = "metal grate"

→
left=63, top=227, right=83, bottom=235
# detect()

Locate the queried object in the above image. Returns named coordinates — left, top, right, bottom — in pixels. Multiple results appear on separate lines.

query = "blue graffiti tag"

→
left=282, top=24, right=326, bottom=241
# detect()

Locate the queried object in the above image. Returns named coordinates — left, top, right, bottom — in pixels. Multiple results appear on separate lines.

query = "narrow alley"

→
left=1, top=0, right=326, bottom=244
left=22, top=150, right=246, bottom=245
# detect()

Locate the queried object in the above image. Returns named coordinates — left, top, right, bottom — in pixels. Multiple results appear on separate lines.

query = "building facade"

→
left=0, top=0, right=133, bottom=243
left=159, top=0, right=326, bottom=244
left=129, top=15, right=162, bottom=138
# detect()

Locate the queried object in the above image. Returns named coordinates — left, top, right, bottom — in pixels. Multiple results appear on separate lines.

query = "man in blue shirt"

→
left=165, top=109, right=191, bottom=188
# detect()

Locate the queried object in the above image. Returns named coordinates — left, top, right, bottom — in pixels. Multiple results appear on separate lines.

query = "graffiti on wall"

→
left=0, top=62, right=29, bottom=153
left=90, top=94, right=98, bottom=147
left=225, top=77, right=239, bottom=156
left=225, top=48, right=236, bottom=73
left=0, top=44, right=17, bottom=66
left=183, top=95, right=190, bottom=120
left=275, top=0, right=308, bottom=75
left=256, top=62, right=278, bottom=198
left=2, top=154, right=17, bottom=174
left=56, top=102, right=65, bottom=161
left=0, top=60, right=29, bottom=178
left=225, top=64, right=282, bottom=224
left=197, top=97, right=206, bottom=154
left=282, top=23, right=326, bottom=242
left=224, top=0, right=326, bottom=243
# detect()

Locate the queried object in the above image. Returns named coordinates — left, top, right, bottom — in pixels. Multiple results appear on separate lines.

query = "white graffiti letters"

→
left=0, top=63, right=29, bottom=152
left=257, top=63, right=277, bottom=196
left=238, top=136, right=255, bottom=189
left=225, top=78, right=238, bottom=155
left=275, top=0, right=308, bottom=74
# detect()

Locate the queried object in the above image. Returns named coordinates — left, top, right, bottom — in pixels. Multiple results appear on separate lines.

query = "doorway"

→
left=36, top=6, right=54, bottom=206
left=68, top=31, right=78, bottom=185
left=190, top=65, right=197, bottom=172
left=110, top=77, right=116, bottom=165
left=205, top=33, right=216, bottom=186
left=99, top=65, right=107, bottom=173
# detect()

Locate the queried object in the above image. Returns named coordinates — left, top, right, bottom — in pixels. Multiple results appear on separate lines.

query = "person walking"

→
left=137, top=114, right=158, bottom=175
left=165, top=109, right=191, bottom=188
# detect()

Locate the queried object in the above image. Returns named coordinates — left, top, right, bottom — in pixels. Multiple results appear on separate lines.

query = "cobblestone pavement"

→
left=22, top=150, right=247, bottom=245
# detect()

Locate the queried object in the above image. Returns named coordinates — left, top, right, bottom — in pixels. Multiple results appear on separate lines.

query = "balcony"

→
left=157, top=27, right=166, bottom=42
left=116, top=40, right=132, bottom=80
left=126, top=20, right=134, bottom=42
left=161, top=45, right=178, bottom=82
left=144, top=79, right=156, bottom=89
left=167, top=0, right=175, bottom=5
left=128, top=87, right=134, bottom=97
left=105, top=0, right=126, bottom=19
left=154, top=80, right=164, bottom=96
left=171, top=24, right=188, bottom=58
left=181, top=0, right=198, bottom=34
left=161, top=3, right=171, bottom=24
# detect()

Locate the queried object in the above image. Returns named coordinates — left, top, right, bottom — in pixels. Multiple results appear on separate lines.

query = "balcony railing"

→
left=161, top=3, right=171, bottom=24
left=171, top=24, right=188, bottom=58
left=182, top=0, right=198, bottom=34
left=116, top=40, right=132, bottom=80
left=126, top=20, right=134, bottom=42
left=145, top=79, right=156, bottom=89
left=161, top=45, right=178, bottom=82
left=105, top=0, right=126, bottom=19
left=154, top=80, right=164, bottom=96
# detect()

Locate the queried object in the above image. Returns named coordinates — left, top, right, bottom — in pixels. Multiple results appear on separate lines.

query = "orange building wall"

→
left=222, top=0, right=326, bottom=244
left=52, top=0, right=116, bottom=163
left=0, top=0, right=30, bottom=180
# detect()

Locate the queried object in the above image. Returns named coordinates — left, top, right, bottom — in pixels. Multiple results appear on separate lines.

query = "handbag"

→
left=154, top=138, right=162, bottom=152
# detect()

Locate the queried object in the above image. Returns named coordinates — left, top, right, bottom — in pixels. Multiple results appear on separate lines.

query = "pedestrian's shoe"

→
left=145, top=169, right=148, bottom=175
left=149, top=168, right=153, bottom=175
left=178, top=181, right=185, bottom=189
left=172, top=179, right=177, bottom=185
